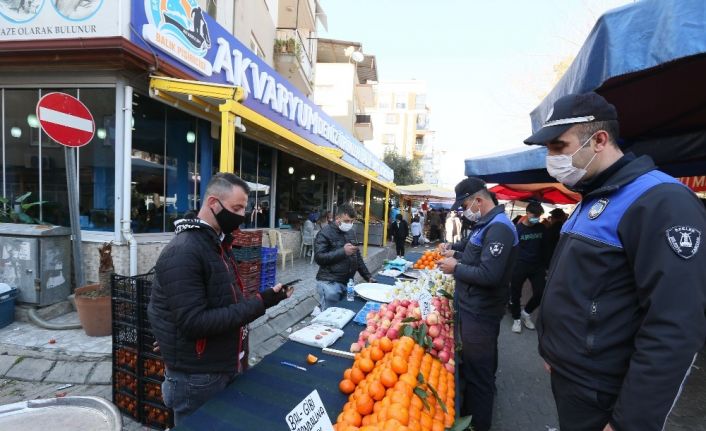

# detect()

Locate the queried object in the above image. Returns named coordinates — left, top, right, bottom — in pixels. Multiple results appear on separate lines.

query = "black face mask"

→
left=211, top=199, right=245, bottom=234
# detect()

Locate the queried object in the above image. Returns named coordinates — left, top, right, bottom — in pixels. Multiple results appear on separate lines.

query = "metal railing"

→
left=275, top=28, right=314, bottom=83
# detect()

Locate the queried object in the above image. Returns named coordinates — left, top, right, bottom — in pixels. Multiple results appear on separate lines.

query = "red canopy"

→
left=490, top=183, right=580, bottom=204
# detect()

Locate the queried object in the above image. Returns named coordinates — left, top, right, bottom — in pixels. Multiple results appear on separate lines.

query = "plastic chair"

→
left=268, top=229, right=293, bottom=270
left=300, top=229, right=315, bottom=260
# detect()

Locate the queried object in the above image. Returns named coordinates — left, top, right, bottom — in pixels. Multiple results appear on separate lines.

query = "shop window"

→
left=1, top=88, right=115, bottom=230
left=131, top=92, right=199, bottom=233
left=276, top=151, right=329, bottom=229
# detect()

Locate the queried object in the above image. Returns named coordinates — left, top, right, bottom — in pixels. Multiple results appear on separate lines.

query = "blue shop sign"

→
left=130, top=0, right=393, bottom=182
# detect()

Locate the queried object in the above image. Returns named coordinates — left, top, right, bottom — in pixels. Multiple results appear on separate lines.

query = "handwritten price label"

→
left=419, top=291, right=433, bottom=320
left=286, top=390, right=334, bottom=431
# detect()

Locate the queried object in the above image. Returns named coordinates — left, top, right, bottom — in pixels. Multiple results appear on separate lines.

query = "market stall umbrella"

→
left=530, top=0, right=706, bottom=175
left=396, top=183, right=456, bottom=201
left=490, top=184, right=580, bottom=205
left=464, top=146, right=553, bottom=184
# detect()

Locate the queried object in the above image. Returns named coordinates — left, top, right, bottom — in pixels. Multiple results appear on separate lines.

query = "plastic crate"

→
left=114, top=346, right=139, bottom=374
left=112, top=298, right=139, bottom=326
left=261, top=247, right=278, bottom=264
left=112, top=274, right=140, bottom=302
left=0, top=288, right=18, bottom=329
left=113, top=321, right=139, bottom=349
left=113, top=390, right=139, bottom=421
left=233, top=246, right=262, bottom=261
left=232, top=229, right=263, bottom=247
left=141, top=378, right=164, bottom=405
left=113, top=368, right=138, bottom=397
left=142, top=400, right=173, bottom=430
left=259, top=263, right=277, bottom=292
left=141, top=353, right=166, bottom=381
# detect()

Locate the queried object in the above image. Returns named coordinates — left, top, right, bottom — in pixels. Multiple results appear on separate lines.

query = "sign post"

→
left=36, top=92, right=95, bottom=289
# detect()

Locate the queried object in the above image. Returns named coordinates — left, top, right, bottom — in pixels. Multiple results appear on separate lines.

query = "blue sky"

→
left=320, top=0, right=634, bottom=186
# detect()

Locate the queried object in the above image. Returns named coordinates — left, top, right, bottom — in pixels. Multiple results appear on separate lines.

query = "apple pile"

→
left=352, top=297, right=456, bottom=372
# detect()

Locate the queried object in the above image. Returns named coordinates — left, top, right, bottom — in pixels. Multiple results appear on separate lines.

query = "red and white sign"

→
left=36, top=93, right=95, bottom=148
left=679, top=176, right=706, bottom=193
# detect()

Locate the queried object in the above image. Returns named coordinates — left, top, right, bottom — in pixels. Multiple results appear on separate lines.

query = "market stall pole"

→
left=363, top=180, right=372, bottom=257
left=383, top=187, right=390, bottom=247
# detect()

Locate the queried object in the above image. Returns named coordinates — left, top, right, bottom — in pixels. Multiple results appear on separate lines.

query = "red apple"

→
left=428, top=324, right=440, bottom=338
left=432, top=337, right=444, bottom=351
left=438, top=350, right=450, bottom=364
left=386, top=327, right=399, bottom=339
left=350, top=343, right=362, bottom=353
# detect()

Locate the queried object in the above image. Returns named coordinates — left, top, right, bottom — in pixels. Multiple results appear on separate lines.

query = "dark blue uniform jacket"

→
left=538, top=155, right=706, bottom=431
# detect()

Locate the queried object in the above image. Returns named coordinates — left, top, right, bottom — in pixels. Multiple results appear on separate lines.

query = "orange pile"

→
left=413, top=251, right=443, bottom=270
left=335, top=335, right=455, bottom=431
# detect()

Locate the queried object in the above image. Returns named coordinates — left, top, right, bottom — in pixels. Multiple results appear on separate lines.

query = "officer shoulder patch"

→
left=666, top=226, right=701, bottom=259
left=488, top=242, right=504, bottom=257
left=588, top=198, right=609, bottom=220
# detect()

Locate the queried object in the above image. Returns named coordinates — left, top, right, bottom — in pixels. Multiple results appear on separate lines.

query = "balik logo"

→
left=142, top=0, right=213, bottom=76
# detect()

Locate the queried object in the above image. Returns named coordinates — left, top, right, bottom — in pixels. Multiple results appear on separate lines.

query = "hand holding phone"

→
left=281, top=279, right=301, bottom=297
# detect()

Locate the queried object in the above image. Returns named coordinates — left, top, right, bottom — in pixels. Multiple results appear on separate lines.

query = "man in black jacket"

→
left=438, top=177, right=518, bottom=431
left=525, top=92, right=706, bottom=431
left=314, top=203, right=374, bottom=310
left=389, top=213, right=409, bottom=257
left=148, top=173, right=291, bottom=425
left=509, top=201, right=546, bottom=334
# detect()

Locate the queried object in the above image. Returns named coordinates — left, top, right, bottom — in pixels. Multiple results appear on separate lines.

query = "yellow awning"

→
left=149, top=76, right=395, bottom=193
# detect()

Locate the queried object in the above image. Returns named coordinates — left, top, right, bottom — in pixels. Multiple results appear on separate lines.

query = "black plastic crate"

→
left=112, top=274, right=139, bottom=302
left=142, top=399, right=173, bottom=430
left=113, top=391, right=139, bottom=421
left=141, top=352, right=166, bottom=381
left=113, top=321, right=139, bottom=350
left=141, top=377, right=164, bottom=405
left=113, top=368, right=138, bottom=397
left=113, top=345, right=139, bottom=374
left=112, top=297, right=139, bottom=326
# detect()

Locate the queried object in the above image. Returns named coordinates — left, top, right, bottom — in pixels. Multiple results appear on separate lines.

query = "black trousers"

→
left=395, top=238, right=405, bottom=256
left=510, top=261, right=546, bottom=319
left=550, top=371, right=617, bottom=431
left=460, top=312, right=500, bottom=431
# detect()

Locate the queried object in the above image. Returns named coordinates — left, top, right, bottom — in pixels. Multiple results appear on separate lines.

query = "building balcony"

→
left=354, top=114, right=373, bottom=141
left=274, top=30, right=315, bottom=97
left=355, top=83, right=375, bottom=109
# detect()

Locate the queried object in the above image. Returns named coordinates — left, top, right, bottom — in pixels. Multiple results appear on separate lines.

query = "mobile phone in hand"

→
left=282, top=279, right=301, bottom=292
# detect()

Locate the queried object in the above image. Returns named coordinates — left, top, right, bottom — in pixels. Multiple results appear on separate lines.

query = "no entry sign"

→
left=36, top=92, right=95, bottom=148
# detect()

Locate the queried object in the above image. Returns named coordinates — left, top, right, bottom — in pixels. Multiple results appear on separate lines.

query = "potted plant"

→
left=75, top=242, right=113, bottom=336
left=0, top=192, right=46, bottom=223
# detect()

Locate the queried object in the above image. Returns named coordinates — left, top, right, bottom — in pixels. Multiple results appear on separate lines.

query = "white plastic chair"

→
left=268, top=229, right=293, bottom=270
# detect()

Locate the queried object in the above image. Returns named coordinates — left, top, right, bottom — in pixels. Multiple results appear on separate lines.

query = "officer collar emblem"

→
left=666, top=226, right=701, bottom=259
left=588, top=198, right=609, bottom=220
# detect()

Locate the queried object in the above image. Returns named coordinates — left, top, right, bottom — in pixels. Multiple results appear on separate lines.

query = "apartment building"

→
left=367, top=80, right=441, bottom=185
left=314, top=38, right=378, bottom=142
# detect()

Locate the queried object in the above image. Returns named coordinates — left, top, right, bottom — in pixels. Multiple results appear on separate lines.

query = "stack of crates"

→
left=232, top=230, right=263, bottom=297
left=112, top=272, right=173, bottom=430
left=259, top=247, right=278, bottom=292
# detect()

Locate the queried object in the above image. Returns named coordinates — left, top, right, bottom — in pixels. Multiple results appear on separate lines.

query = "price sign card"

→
left=419, top=291, right=433, bottom=320
left=285, top=390, right=335, bottom=431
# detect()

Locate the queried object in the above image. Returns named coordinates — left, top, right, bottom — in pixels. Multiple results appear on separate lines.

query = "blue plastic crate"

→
left=261, top=247, right=278, bottom=264
left=0, top=288, right=18, bottom=329
left=233, top=246, right=262, bottom=261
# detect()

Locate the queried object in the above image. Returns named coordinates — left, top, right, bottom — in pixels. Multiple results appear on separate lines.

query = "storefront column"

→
left=383, top=187, right=390, bottom=247
left=363, top=179, right=372, bottom=257
left=198, top=120, right=212, bottom=199
left=219, top=100, right=236, bottom=172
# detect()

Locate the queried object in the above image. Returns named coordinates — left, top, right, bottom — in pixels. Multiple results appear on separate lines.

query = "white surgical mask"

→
left=463, top=200, right=481, bottom=222
left=546, top=133, right=598, bottom=187
left=339, top=222, right=354, bottom=232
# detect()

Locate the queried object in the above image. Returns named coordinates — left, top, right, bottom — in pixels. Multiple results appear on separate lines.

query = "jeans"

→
left=316, top=280, right=345, bottom=310
left=459, top=311, right=501, bottom=431
left=550, top=371, right=617, bottom=431
left=412, top=235, right=420, bottom=246
left=510, top=261, right=546, bottom=319
left=162, top=368, right=236, bottom=425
